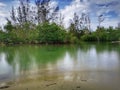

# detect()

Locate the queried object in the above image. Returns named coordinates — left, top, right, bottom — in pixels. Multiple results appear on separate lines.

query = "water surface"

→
left=0, top=43, right=120, bottom=90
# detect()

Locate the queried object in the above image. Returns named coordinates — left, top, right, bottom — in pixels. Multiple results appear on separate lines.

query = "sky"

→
left=0, top=0, right=120, bottom=30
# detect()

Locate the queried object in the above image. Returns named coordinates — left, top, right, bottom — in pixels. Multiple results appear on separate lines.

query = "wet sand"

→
left=0, top=79, right=118, bottom=90
left=0, top=71, right=119, bottom=90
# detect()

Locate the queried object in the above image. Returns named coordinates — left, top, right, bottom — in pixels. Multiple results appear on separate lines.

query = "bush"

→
left=81, top=33, right=97, bottom=41
left=37, top=23, right=67, bottom=44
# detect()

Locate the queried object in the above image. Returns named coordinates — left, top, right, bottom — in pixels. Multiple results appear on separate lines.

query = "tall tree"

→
left=19, top=0, right=30, bottom=23
left=17, top=6, right=23, bottom=25
left=10, top=6, right=16, bottom=24
left=57, top=12, right=64, bottom=27
left=9, top=0, right=31, bottom=25
left=8, top=0, right=59, bottom=27
left=98, top=14, right=104, bottom=28
left=4, top=19, right=14, bottom=32
left=35, top=0, right=59, bottom=24
left=70, top=13, right=91, bottom=32
left=80, top=13, right=91, bottom=30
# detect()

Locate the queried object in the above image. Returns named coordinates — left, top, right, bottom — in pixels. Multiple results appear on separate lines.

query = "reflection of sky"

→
left=57, top=52, right=74, bottom=71
left=0, top=45, right=120, bottom=82
left=0, top=53, right=12, bottom=74
left=56, top=47, right=119, bottom=71
left=0, top=53, right=13, bottom=81
left=28, top=56, right=38, bottom=74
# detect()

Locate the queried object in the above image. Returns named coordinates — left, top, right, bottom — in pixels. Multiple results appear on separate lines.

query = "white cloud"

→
left=60, top=0, right=90, bottom=28
left=91, top=18, right=118, bottom=31
left=0, top=2, right=6, bottom=7
left=0, top=11, right=8, bottom=17
left=0, top=2, right=8, bottom=27
left=0, top=1, right=18, bottom=27
left=90, top=0, right=118, bottom=4
left=90, top=0, right=120, bottom=16
left=59, top=0, right=120, bottom=30
left=0, top=0, right=120, bottom=30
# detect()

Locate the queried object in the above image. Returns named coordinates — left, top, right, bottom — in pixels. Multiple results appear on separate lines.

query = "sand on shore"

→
left=0, top=72, right=119, bottom=90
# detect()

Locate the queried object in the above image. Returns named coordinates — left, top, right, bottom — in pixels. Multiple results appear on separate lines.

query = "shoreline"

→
left=0, top=76, right=118, bottom=90
left=0, top=70, right=119, bottom=90
left=0, top=41, right=119, bottom=47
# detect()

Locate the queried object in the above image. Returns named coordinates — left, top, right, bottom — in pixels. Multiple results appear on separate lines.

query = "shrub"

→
left=37, top=23, right=67, bottom=44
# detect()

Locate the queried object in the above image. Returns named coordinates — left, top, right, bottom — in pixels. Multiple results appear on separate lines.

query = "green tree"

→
left=4, top=20, right=14, bottom=32
left=37, top=23, right=67, bottom=44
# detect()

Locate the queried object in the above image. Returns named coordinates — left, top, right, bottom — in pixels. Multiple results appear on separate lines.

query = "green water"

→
left=0, top=43, right=120, bottom=89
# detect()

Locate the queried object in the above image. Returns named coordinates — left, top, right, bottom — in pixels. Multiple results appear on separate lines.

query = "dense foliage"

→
left=81, top=27, right=120, bottom=42
left=1, top=23, right=120, bottom=45
left=37, top=23, right=67, bottom=44
left=0, top=22, right=72, bottom=44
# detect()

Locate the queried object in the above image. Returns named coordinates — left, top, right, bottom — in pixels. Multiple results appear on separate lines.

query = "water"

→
left=0, top=43, right=120, bottom=89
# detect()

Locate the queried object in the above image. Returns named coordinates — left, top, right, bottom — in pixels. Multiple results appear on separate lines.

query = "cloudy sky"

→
left=0, top=0, right=120, bottom=30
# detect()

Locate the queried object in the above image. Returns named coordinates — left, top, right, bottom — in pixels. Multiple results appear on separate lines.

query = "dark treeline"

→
left=0, top=0, right=120, bottom=45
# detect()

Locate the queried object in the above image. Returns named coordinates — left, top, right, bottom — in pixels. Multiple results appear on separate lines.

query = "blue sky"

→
left=0, top=0, right=120, bottom=30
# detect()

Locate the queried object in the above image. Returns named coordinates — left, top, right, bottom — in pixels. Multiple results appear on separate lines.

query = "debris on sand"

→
left=76, top=86, right=81, bottom=88
left=0, top=83, right=11, bottom=89
left=46, top=83, right=56, bottom=87
left=0, top=85, right=10, bottom=89
left=81, top=80, right=87, bottom=82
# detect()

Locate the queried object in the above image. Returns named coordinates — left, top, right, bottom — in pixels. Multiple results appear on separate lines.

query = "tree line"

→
left=0, top=0, right=120, bottom=45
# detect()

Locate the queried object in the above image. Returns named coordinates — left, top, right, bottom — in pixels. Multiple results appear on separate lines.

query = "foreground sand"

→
left=0, top=71, right=119, bottom=90
left=0, top=79, right=115, bottom=90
